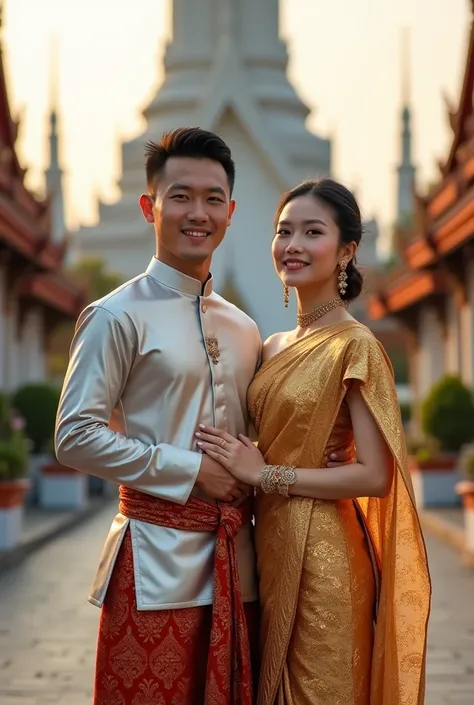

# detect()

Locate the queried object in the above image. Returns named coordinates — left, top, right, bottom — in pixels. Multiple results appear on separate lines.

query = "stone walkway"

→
left=0, top=505, right=472, bottom=704
left=425, top=533, right=474, bottom=704
left=0, top=506, right=113, bottom=705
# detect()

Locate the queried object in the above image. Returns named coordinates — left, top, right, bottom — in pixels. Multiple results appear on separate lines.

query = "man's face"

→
left=139, top=156, right=235, bottom=278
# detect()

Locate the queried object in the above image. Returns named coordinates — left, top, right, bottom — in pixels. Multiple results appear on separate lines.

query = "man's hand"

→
left=196, top=454, right=252, bottom=503
left=326, top=445, right=355, bottom=468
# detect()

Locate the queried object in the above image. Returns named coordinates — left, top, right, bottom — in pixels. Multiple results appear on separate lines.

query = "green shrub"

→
left=406, top=435, right=440, bottom=461
left=0, top=391, right=10, bottom=437
left=399, top=402, right=412, bottom=424
left=0, top=393, right=29, bottom=481
left=0, top=434, right=29, bottom=481
left=389, top=349, right=409, bottom=384
left=12, top=383, right=60, bottom=454
left=422, top=375, right=474, bottom=452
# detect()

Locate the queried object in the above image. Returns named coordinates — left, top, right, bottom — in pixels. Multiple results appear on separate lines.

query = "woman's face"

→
left=272, top=194, right=350, bottom=293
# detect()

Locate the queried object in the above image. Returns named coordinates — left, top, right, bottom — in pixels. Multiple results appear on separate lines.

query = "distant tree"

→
left=422, top=375, right=474, bottom=452
left=388, top=348, right=409, bottom=384
left=47, top=258, right=125, bottom=381
left=71, top=257, right=124, bottom=301
left=220, top=269, right=249, bottom=314
left=380, top=254, right=399, bottom=272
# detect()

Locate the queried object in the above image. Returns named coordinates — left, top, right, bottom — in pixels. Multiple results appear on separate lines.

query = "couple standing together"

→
left=55, top=127, right=431, bottom=705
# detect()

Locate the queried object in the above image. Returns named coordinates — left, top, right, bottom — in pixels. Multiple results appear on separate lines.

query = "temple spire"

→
left=165, top=0, right=284, bottom=72
left=401, top=25, right=410, bottom=106
left=218, top=0, right=236, bottom=40
left=49, top=33, right=59, bottom=119
left=396, top=27, right=416, bottom=228
left=45, top=34, right=65, bottom=244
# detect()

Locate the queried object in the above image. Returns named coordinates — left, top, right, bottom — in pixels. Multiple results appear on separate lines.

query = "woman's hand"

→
left=195, top=425, right=265, bottom=487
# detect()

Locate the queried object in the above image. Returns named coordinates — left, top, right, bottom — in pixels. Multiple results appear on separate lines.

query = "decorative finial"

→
left=400, top=26, right=411, bottom=106
left=218, top=0, right=236, bottom=39
left=49, top=33, right=60, bottom=112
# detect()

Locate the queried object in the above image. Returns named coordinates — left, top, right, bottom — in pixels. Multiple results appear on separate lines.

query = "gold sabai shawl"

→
left=249, top=321, right=431, bottom=705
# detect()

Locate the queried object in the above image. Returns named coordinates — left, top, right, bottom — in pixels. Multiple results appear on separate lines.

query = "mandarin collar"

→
left=145, top=257, right=213, bottom=297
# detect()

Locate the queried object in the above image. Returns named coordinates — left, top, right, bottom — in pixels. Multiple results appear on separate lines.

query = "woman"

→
left=195, top=178, right=431, bottom=704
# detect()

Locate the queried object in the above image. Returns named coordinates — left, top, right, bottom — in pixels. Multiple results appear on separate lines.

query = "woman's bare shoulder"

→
left=262, top=331, right=290, bottom=362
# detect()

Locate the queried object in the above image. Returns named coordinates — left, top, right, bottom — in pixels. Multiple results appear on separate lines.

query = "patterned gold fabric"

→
left=248, top=321, right=431, bottom=705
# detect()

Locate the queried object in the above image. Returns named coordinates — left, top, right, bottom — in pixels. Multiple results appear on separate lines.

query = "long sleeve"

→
left=55, top=305, right=202, bottom=504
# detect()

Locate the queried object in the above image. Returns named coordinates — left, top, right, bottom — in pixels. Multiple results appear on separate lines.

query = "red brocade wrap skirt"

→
left=93, top=486, right=258, bottom=705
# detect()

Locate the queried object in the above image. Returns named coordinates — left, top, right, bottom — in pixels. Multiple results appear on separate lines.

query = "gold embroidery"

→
left=96, top=528, right=249, bottom=704
left=131, top=679, right=165, bottom=705
left=97, top=674, right=126, bottom=705
left=205, top=336, right=220, bottom=365
left=102, top=590, right=130, bottom=640
left=117, top=535, right=134, bottom=590
left=250, top=321, right=430, bottom=705
left=109, top=625, right=148, bottom=689
left=149, top=628, right=187, bottom=689
left=205, top=670, right=227, bottom=705
left=171, top=678, right=192, bottom=705
left=131, top=607, right=169, bottom=644
left=95, top=633, right=108, bottom=676
left=172, top=608, right=204, bottom=642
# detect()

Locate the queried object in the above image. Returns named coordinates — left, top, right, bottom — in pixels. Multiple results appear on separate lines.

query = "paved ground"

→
left=425, top=534, right=474, bottom=705
left=0, top=507, right=113, bottom=705
left=0, top=505, right=472, bottom=704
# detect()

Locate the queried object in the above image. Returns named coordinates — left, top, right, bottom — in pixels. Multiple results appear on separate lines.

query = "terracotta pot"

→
left=455, top=480, right=474, bottom=509
left=0, top=479, right=30, bottom=551
left=455, top=480, right=474, bottom=565
left=409, top=455, right=461, bottom=509
left=409, top=454, right=458, bottom=472
left=39, top=460, right=87, bottom=510
left=0, top=479, right=30, bottom=509
left=41, top=461, right=80, bottom=475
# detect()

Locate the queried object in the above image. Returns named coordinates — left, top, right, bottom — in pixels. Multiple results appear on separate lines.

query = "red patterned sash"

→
left=119, top=486, right=254, bottom=704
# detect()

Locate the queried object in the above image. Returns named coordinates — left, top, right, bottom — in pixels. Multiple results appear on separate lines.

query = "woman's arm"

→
left=196, top=382, right=393, bottom=500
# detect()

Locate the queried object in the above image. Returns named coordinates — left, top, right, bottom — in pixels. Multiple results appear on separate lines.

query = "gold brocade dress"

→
left=248, top=321, right=431, bottom=705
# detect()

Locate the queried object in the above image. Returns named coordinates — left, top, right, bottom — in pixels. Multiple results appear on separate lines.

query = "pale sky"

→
left=3, top=0, right=470, bottom=232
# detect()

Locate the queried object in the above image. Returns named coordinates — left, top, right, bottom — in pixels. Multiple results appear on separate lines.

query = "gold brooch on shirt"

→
left=205, top=336, right=220, bottom=365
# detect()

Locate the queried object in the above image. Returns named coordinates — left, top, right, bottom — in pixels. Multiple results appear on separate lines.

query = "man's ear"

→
left=227, top=199, right=236, bottom=226
left=139, top=194, right=154, bottom=223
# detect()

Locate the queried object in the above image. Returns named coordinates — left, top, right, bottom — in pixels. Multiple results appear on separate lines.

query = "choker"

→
left=296, top=298, right=346, bottom=328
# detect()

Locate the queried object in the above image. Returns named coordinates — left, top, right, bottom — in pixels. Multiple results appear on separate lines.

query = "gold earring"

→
left=338, top=261, right=348, bottom=296
left=283, top=284, right=289, bottom=307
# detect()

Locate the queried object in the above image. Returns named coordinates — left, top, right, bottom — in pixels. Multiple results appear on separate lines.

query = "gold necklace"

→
left=296, top=298, right=346, bottom=328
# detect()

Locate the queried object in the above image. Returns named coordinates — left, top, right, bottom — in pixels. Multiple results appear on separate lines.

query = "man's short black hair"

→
left=145, top=127, right=235, bottom=196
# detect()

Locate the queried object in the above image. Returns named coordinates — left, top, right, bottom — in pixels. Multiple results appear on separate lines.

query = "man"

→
left=55, top=127, right=350, bottom=705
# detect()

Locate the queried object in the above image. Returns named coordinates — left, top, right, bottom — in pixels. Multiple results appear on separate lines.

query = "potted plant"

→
left=12, top=383, right=61, bottom=505
left=12, top=383, right=88, bottom=509
left=407, top=436, right=457, bottom=509
left=410, top=375, right=474, bottom=509
left=35, top=436, right=87, bottom=510
left=456, top=444, right=474, bottom=565
left=422, top=375, right=474, bottom=453
left=0, top=394, right=30, bottom=550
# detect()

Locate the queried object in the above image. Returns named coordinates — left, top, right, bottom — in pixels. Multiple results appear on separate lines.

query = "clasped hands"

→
left=194, top=424, right=353, bottom=504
